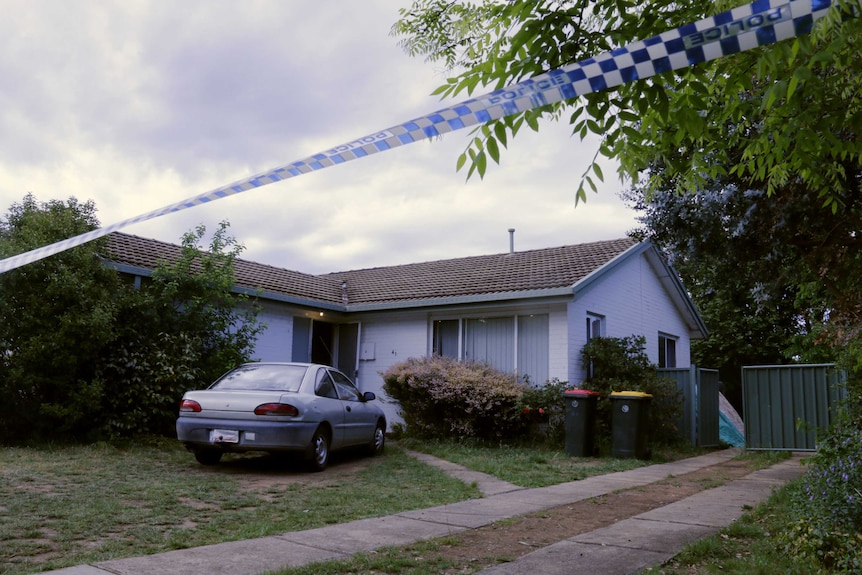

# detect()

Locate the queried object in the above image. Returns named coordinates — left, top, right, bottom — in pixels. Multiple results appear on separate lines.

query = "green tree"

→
left=392, top=0, right=861, bottom=206
left=0, top=194, right=264, bottom=442
left=99, top=221, right=265, bottom=438
left=393, top=0, right=862, bottom=365
left=0, top=194, right=122, bottom=441
left=622, top=177, right=848, bottom=406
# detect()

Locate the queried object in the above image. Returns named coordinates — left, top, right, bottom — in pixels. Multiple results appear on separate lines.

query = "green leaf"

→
left=494, top=122, right=508, bottom=148
left=476, top=151, right=488, bottom=178
left=592, top=162, right=604, bottom=182
left=456, top=153, right=468, bottom=172
left=487, top=137, right=500, bottom=164
left=575, top=187, right=587, bottom=205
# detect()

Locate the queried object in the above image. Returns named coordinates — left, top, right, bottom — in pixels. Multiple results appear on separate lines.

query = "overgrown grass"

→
left=0, top=437, right=479, bottom=575
left=398, top=437, right=718, bottom=487
left=640, top=439, right=862, bottom=574
left=262, top=448, right=793, bottom=575
left=641, top=481, right=819, bottom=574
left=0, top=436, right=766, bottom=575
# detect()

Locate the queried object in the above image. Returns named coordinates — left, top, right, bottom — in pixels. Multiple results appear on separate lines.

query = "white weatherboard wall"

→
left=567, top=250, right=692, bottom=384
left=356, top=315, right=428, bottom=427
left=251, top=302, right=294, bottom=362
left=547, top=304, right=569, bottom=383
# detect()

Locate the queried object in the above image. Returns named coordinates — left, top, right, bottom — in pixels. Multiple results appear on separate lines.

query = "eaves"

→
left=340, top=286, right=576, bottom=313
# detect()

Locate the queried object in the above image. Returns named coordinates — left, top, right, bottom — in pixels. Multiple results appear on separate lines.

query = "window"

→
left=432, top=320, right=459, bottom=359
left=463, top=317, right=514, bottom=372
left=518, top=314, right=549, bottom=385
left=658, top=334, right=677, bottom=368
left=314, top=368, right=338, bottom=399
left=586, top=313, right=604, bottom=341
left=585, top=313, right=605, bottom=379
left=330, top=369, right=362, bottom=401
left=431, top=314, right=548, bottom=383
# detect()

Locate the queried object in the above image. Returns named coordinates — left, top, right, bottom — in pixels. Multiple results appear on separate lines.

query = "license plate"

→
left=210, top=429, right=239, bottom=444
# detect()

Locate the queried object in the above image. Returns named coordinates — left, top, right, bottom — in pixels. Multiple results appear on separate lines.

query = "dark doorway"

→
left=311, top=321, right=334, bottom=365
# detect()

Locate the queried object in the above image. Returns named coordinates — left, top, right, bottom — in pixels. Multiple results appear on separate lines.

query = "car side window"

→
left=330, top=370, right=362, bottom=402
left=314, top=369, right=338, bottom=399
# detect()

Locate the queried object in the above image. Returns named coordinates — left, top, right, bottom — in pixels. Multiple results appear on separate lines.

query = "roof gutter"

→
left=341, top=287, right=575, bottom=312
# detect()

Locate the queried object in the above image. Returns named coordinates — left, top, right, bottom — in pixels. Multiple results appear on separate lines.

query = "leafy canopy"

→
left=392, top=0, right=862, bottom=208
left=0, top=195, right=263, bottom=443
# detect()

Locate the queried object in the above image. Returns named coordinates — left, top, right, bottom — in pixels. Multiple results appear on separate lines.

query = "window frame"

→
left=658, top=333, right=678, bottom=368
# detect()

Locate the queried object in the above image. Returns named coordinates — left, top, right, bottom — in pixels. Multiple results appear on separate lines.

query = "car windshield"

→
left=209, top=364, right=307, bottom=392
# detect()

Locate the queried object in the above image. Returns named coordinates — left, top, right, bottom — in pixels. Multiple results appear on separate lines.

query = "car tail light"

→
left=254, top=403, right=299, bottom=417
left=179, top=399, right=202, bottom=413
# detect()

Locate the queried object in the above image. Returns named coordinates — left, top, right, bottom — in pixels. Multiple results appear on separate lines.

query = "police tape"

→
left=0, top=0, right=842, bottom=273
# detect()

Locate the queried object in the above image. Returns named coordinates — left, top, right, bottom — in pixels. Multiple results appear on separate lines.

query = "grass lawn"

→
left=399, top=437, right=716, bottom=487
left=640, top=484, right=819, bottom=575
left=0, top=436, right=788, bottom=575
left=0, top=437, right=479, bottom=575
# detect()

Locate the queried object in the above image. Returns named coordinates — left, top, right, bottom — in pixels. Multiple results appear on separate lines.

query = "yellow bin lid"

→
left=610, top=391, right=653, bottom=398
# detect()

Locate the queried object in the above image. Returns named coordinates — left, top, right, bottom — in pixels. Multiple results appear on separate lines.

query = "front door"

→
left=337, top=322, right=360, bottom=381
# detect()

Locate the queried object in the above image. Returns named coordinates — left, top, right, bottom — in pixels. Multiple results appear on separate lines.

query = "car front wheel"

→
left=307, top=427, right=330, bottom=472
left=368, top=422, right=385, bottom=456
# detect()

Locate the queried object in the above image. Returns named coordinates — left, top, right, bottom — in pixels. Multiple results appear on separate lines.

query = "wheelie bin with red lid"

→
left=562, top=388, right=600, bottom=457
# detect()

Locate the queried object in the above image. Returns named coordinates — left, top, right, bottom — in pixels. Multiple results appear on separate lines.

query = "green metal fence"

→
left=657, top=365, right=720, bottom=447
left=742, top=364, right=847, bottom=451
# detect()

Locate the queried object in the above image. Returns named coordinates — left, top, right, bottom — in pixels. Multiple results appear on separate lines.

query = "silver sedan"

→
left=176, top=362, right=386, bottom=471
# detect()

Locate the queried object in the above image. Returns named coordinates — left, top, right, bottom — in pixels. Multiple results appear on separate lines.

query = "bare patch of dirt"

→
left=421, top=457, right=757, bottom=569
left=206, top=451, right=374, bottom=493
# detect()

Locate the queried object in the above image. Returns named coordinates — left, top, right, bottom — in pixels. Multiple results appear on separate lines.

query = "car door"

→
left=329, top=368, right=377, bottom=446
left=313, top=368, right=347, bottom=447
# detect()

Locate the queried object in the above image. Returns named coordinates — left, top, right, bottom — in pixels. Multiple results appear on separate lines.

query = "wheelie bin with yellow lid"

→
left=610, top=391, right=653, bottom=459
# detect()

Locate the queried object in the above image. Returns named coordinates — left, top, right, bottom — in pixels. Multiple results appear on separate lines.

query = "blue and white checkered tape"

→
left=0, top=0, right=844, bottom=273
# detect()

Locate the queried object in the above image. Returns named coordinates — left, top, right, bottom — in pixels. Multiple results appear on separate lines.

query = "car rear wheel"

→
left=307, top=427, right=330, bottom=472
left=368, top=422, right=385, bottom=456
left=194, top=449, right=223, bottom=466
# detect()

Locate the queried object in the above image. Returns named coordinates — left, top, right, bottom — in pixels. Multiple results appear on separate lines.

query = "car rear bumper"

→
left=176, top=416, right=318, bottom=452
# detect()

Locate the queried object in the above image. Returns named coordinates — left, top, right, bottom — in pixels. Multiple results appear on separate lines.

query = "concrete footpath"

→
left=47, top=449, right=806, bottom=575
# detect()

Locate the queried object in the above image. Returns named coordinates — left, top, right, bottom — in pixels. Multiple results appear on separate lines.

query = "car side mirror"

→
left=363, top=391, right=376, bottom=402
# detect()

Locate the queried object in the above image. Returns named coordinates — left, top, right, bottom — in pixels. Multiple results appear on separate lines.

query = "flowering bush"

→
left=781, top=425, right=862, bottom=572
left=381, top=356, right=525, bottom=441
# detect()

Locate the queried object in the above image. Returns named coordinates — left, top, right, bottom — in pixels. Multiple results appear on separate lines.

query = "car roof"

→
left=237, top=362, right=342, bottom=372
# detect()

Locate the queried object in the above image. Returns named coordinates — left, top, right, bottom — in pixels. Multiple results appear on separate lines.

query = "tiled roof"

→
left=323, top=238, right=637, bottom=305
left=104, top=233, right=637, bottom=309
left=105, top=233, right=343, bottom=305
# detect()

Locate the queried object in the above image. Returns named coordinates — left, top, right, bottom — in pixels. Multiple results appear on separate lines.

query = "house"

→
left=106, top=233, right=708, bottom=426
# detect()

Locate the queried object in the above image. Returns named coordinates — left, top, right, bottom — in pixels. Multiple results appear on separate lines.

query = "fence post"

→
left=690, top=363, right=698, bottom=446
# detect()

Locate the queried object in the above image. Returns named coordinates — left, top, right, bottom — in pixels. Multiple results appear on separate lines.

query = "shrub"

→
left=782, top=424, right=862, bottom=573
left=518, top=378, right=569, bottom=445
left=381, top=356, right=526, bottom=441
left=581, top=335, right=683, bottom=447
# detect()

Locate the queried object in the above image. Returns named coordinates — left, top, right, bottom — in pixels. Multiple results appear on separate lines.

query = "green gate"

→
left=742, top=364, right=847, bottom=451
left=657, top=365, right=720, bottom=447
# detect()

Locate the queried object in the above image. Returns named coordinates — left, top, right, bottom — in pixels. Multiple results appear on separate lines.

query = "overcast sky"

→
left=0, top=1, right=640, bottom=275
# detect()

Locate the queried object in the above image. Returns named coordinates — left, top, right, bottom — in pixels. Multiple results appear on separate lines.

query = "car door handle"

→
left=346, top=406, right=352, bottom=412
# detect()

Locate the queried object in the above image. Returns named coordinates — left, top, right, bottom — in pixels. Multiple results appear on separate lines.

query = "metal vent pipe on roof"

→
left=508, top=228, right=515, bottom=254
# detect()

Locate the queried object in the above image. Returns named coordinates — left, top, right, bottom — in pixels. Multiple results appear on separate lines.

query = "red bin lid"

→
left=563, top=389, right=601, bottom=397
